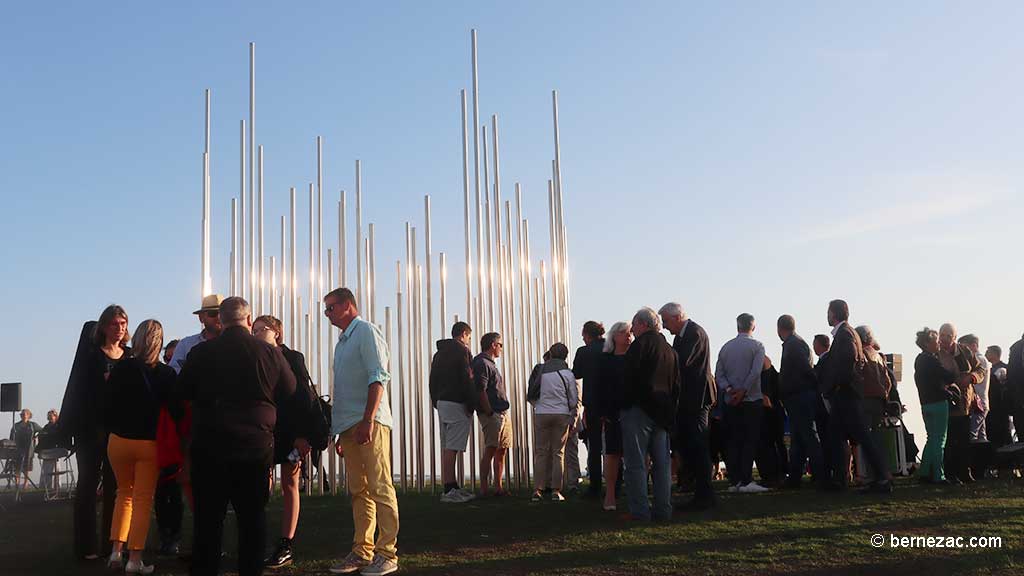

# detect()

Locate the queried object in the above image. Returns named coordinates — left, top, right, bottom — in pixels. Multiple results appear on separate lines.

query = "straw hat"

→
left=193, top=294, right=225, bottom=315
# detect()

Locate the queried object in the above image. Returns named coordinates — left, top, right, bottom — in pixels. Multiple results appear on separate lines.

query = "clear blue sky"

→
left=3, top=1, right=1023, bottom=442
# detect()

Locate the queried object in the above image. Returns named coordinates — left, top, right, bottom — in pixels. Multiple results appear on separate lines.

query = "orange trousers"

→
left=107, top=434, right=159, bottom=550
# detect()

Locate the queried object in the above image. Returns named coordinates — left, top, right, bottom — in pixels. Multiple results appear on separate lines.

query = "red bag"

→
left=156, top=407, right=183, bottom=473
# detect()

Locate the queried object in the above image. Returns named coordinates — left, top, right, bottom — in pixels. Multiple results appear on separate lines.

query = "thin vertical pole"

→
left=404, top=223, right=413, bottom=485
left=459, top=89, right=473, bottom=337
left=230, top=198, right=237, bottom=296
left=280, top=216, right=286, bottom=330
left=201, top=89, right=210, bottom=298
left=396, top=261, right=406, bottom=491
left=258, top=145, right=265, bottom=314
left=369, top=224, right=377, bottom=325
left=248, top=43, right=256, bottom=305
left=471, top=29, right=483, bottom=337
left=239, top=119, right=246, bottom=300
left=316, top=137, right=324, bottom=393
left=339, top=193, right=347, bottom=288
left=481, top=125, right=493, bottom=332
left=411, top=229, right=422, bottom=490
left=424, top=196, right=435, bottom=493
left=327, top=248, right=336, bottom=494
left=290, top=188, right=297, bottom=347
left=355, top=160, right=363, bottom=311
left=308, top=184, right=315, bottom=383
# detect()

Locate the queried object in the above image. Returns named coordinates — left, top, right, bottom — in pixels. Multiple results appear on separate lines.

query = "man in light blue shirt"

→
left=323, top=287, right=398, bottom=576
left=715, top=313, right=768, bottom=493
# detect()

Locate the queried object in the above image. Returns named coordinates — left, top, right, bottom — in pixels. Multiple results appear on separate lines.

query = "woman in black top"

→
left=598, top=321, right=632, bottom=511
left=105, top=319, right=174, bottom=574
left=253, top=315, right=318, bottom=570
left=59, top=305, right=129, bottom=561
left=914, top=327, right=957, bottom=484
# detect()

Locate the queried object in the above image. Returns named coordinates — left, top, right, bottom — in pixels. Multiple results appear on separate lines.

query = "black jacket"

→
left=1007, top=337, right=1024, bottom=411
left=821, top=323, right=864, bottom=398
left=572, top=339, right=606, bottom=410
left=599, top=352, right=627, bottom=419
left=779, top=333, right=817, bottom=399
left=914, top=352, right=956, bottom=406
left=274, top=346, right=320, bottom=463
left=429, top=339, right=476, bottom=408
left=106, top=357, right=176, bottom=441
left=178, top=325, right=298, bottom=464
left=672, top=320, right=716, bottom=414
left=57, top=321, right=131, bottom=447
left=623, top=330, right=680, bottom=430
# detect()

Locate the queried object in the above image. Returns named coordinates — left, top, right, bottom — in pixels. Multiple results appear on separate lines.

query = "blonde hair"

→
left=131, top=319, right=164, bottom=366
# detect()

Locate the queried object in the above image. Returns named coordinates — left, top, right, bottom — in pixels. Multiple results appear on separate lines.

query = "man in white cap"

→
left=169, top=294, right=225, bottom=374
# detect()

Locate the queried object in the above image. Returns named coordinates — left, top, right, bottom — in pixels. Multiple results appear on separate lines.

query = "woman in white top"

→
left=527, top=343, right=579, bottom=502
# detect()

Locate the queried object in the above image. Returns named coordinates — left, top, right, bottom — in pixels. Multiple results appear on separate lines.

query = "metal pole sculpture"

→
left=248, top=43, right=256, bottom=305
left=230, top=198, right=237, bottom=296
left=239, top=119, right=246, bottom=300
left=459, top=90, right=473, bottom=342
left=396, top=261, right=406, bottom=491
left=355, top=160, right=363, bottom=312
left=369, top=223, right=377, bottom=325
left=201, top=89, right=211, bottom=298
left=481, top=125, right=494, bottom=332
left=316, top=136, right=324, bottom=392
left=258, top=145, right=265, bottom=314
left=340, top=192, right=347, bottom=288
left=289, top=188, right=297, bottom=347
left=424, top=196, right=436, bottom=493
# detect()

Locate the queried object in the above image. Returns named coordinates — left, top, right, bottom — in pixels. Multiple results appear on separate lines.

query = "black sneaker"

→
left=158, top=540, right=180, bottom=556
left=265, top=539, right=293, bottom=569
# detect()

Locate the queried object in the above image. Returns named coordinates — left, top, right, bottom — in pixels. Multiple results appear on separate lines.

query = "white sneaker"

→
left=330, top=552, right=373, bottom=574
left=456, top=487, right=477, bottom=501
left=440, top=488, right=474, bottom=503
left=739, top=482, right=770, bottom=493
left=125, top=559, right=155, bottom=575
left=360, top=554, right=399, bottom=576
left=727, top=483, right=741, bottom=493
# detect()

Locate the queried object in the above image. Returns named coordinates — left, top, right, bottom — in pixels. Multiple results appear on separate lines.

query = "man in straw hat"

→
left=169, top=294, right=225, bottom=374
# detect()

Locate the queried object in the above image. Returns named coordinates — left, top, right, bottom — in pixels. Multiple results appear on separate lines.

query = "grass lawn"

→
left=1, top=478, right=1022, bottom=575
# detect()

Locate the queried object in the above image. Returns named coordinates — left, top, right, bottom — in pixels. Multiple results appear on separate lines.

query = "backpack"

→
left=860, top=358, right=891, bottom=399
left=310, top=393, right=332, bottom=451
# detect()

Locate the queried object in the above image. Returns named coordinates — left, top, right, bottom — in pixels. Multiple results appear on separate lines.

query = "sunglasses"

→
left=324, top=304, right=336, bottom=314
left=203, top=310, right=219, bottom=319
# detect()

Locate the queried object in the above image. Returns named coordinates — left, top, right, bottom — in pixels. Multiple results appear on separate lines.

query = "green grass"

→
left=1, top=478, right=1022, bottom=575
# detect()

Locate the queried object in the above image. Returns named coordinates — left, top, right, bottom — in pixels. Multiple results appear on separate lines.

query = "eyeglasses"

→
left=496, top=342, right=504, bottom=348
left=203, top=310, right=219, bottom=319
left=253, top=326, right=276, bottom=336
left=324, top=304, right=336, bottom=314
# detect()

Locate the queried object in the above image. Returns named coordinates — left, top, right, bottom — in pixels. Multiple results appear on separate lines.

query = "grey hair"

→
left=658, top=302, right=687, bottom=320
left=219, top=296, right=251, bottom=327
left=736, top=313, right=755, bottom=333
left=603, top=321, right=630, bottom=353
left=855, top=325, right=875, bottom=347
left=939, top=323, right=956, bottom=337
left=632, top=307, right=662, bottom=332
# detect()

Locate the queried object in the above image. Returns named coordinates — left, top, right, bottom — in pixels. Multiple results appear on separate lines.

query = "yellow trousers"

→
left=339, top=423, right=399, bottom=560
left=107, top=434, right=159, bottom=550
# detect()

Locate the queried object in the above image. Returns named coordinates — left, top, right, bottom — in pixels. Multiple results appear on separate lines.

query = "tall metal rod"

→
left=491, top=114, right=505, bottom=363
left=471, top=29, right=483, bottom=342
left=316, top=137, right=323, bottom=391
left=547, top=180, right=561, bottom=344
left=504, top=200, right=520, bottom=489
left=339, top=192, right=347, bottom=288
left=201, top=89, right=210, bottom=297
left=552, top=91, right=571, bottom=345
left=270, top=256, right=276, bottom=317
left=258, top=145, right=265, bottom=314
left=308, top=184, right=315, bottom=375
left=459, top=89, right=473, bottom=339
left=396, top=261, right=406, bottom=491
left=384, top=305, right=393, bottom=477
left=514, top=187, right=528, bottom=486
left=411, top=229, right=422, bottom=490
left=404, top=223, right=413, bottom=485
left=424, top=196, right=436, bottom=493
left=481, top=125, right=494, bottom=332
left=239, top=119, right=246, bottom=300
left=289, top=188, right=297, bottom=346
left=369, top=223, right=377, bottom=324
left=230, top=198, right=237, bottom=296
left=355, top=160, right=363, bottom=312
left=280, top=216, right=286, bottom=328
left=326, top=248, right=335, bottom=495
left=248, top=43, right=256, bottom=305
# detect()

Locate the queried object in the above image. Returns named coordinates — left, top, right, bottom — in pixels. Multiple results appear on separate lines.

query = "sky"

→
left=3, top=1, right=1024, bottom=445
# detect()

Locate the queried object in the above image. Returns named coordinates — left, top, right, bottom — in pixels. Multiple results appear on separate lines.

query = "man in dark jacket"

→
left=429, top=321, right=476, bottom=503
left=985, top=345, right=1012, bottom=447
left=821, top=299, right=892, bottom=494
left=572, top=320, right=606, bottom=498
left=622, top=307, right=679, bottom=521
left=777, top=315, right=824, bottom=488
left=1008, top=335, right=1024, bottom=443
left=178, top=297, right=298, bottom=576
left=659, top=302, right=716, bottom=510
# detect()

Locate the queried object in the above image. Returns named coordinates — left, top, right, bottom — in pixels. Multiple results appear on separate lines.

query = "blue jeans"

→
left=784, top=390, right=824, bottom=484
left=620, top=406, right=672, bottom=520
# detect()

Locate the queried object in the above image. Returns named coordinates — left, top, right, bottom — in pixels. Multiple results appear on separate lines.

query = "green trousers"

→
left=919, top=401, right=948, bottom=481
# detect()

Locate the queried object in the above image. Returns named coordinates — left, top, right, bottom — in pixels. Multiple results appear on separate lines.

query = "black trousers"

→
left=584, top=409, right=604, bottom=492
left=756, top=407, right=788, bottom=484
left=725, top=401, right=763, bottom=486
left=944, top=414, right=971, bottom=482
left=191, top=455, right=270, bottom=576
left=816, top=396, right=834, bottom=482
left=684, top=406, right=715, bottom=503
left=986, top=409, right=1012, bottom=448
left=73, top=435, right=116, bottom=559
left=827, top=390, right=890, bottom=487
left=154, top=479, right=183, bottom=545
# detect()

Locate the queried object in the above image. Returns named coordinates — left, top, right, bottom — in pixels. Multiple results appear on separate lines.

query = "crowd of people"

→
left=40, top=291, right=1024, bottom=575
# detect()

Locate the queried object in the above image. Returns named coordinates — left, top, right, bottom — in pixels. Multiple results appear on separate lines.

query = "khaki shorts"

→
left=480, top=410, right=512, bottom=449
left=437, top=400, right=473, bottom=452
